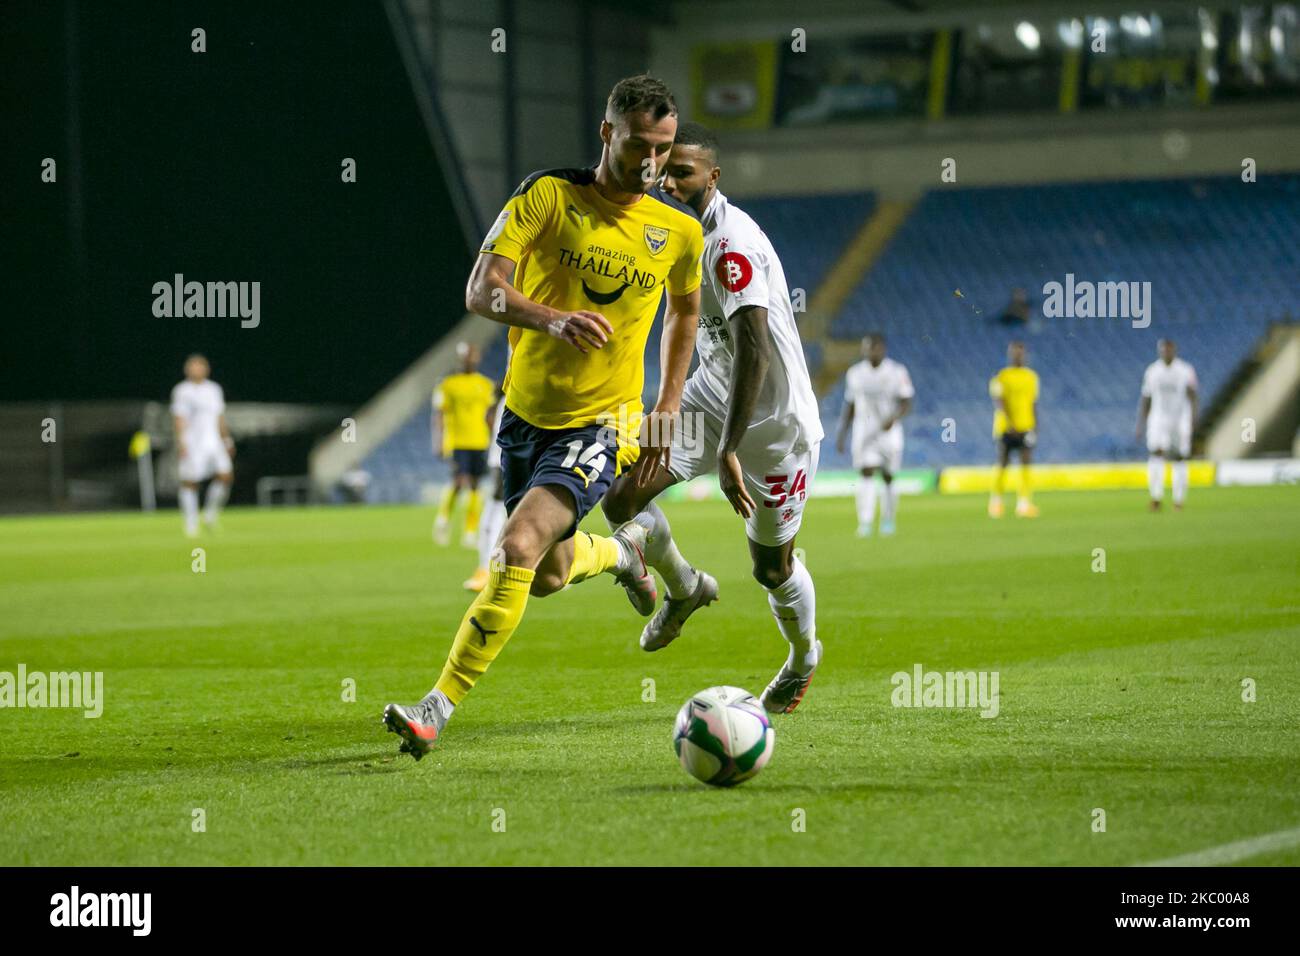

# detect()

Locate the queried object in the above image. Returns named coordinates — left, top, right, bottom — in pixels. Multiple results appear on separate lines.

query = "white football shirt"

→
left=844, top=358, right=914, bottom=435
left=691, top=190, right=824, bottom=460
left=170, top=379, right=226, bottom=447
left=1141, top=358, right=1197, bottom=420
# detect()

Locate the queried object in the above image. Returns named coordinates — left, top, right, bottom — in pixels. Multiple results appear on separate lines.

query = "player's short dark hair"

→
left=865, top=332, right=886, bottom=346
left=606, top=74, right=677, bottom=122
left=674, top=121, right=719, bottom=162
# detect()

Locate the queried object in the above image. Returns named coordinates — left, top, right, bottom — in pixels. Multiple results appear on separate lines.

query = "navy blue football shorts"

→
left=497, top=407, right=619, bottom=540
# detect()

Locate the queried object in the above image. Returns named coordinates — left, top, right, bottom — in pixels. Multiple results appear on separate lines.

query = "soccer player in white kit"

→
left=837, top=334, right=914, bottom=536
left=170, top=354, right=234, bottom=537
left=602, top=122, right=825, bottom=714
left=1136, top=338, right=1198, bottom=511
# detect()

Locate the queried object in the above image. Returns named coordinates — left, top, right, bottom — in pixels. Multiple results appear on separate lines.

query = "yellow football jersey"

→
left=480, top=168, right=704, bottom=460
left=990, top=366, right=1039, bottom=435
left=434, top=372, right=497, bottom=453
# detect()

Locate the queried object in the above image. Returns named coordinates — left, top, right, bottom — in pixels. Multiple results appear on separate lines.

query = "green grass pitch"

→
left=1, top=486, right=1297, bottom=866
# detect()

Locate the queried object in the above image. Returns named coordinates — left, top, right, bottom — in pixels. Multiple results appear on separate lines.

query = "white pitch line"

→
left=1136, top=825, right=1300, bottom=867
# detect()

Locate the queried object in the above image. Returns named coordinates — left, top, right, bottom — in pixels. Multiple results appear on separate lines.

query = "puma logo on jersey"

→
left=566, top=203, right=592, bottom=228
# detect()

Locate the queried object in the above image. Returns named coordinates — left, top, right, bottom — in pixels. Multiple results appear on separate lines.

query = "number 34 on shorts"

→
left=763, top=468, right=808, bottom=508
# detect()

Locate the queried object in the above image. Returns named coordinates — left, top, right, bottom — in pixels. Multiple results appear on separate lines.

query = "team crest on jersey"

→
left=643, top=225, right=669, bottom=256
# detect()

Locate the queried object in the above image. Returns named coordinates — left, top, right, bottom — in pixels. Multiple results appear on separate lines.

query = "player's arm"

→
left=635, top=287, right=700, bottom=486
left=465, top=253, right=611, bottom=353
left=717, top=305, right=770, bottom=518
left=1136, top=390, right=1151, bottom=441
left=656, top=288, right=699, bottom=414
left=1187, top=384, right=1198, bottom=432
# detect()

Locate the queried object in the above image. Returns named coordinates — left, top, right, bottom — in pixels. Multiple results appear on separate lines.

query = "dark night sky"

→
left=2, top=0, right=472, bottom=404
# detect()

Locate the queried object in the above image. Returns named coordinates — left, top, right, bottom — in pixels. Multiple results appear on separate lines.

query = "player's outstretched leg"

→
left=603, top=466, right=719, bottom=651
left=754, top=545, right=821, bottom=714
left=385, top=485, right=570, bottom=757
left=634, top=502, right=718, bottom=651
left=559, top=521, right=657, bottom=615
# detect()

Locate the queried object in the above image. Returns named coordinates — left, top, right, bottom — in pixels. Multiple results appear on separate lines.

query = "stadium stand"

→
left=820, top=174, right=1300, bottom=468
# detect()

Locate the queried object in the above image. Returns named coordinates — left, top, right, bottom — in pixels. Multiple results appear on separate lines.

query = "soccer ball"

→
left=673, top=686, right=775, bottom=787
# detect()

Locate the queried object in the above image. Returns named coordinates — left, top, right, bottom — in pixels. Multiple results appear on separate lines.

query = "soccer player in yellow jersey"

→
left=383, top=75, right=704, bottom=756
left=431, top=343, right=498, bottom=547
left=988, top=341, right=1040, bottom=518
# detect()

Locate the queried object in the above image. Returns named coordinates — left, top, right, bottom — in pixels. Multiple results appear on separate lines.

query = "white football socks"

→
left=1171, top=461, right=1189, bottom=505
left=204, top=480, right=229, bottom=524
left=180, top=486, right=199, bottom=535
left=879, top=480, right=897, bottom=525
left=855, top=476, right=877, bottom=528
left=477, top=498, right=507, bottom=568
left=1147, top=456, right=1165, bottom=502
left=766, top=557, right=818, bottom=675
left=634, top=502, right=697, bottom=598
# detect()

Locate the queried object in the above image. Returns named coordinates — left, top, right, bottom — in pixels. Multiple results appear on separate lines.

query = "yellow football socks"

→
left=434, top=564, right=534, bottom=705
left=565, top=530, right=621, bottom=585
left=464, top=489, right=483, bottom=535
left=993, top=465, right=1007, bottom=496
left=1018, top=464, right=1033, bottom=503
left=435, top=486, right=456, bottom=524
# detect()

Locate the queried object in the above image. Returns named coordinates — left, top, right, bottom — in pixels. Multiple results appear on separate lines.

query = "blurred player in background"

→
left=383, top=74, right=703, bottom=756
left=989, top=341, right=1039, bottom=518
left=431, top=343, right=497, bottom=547
left=837, top=333, right=913, bottom=537
left=1137, top=338, right=1198, bottom=512
left=603, top=122, right=824, bottom=715
left=464, top=394, right=508, bottom=591
left=170, top=354, right=234, bottom=537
